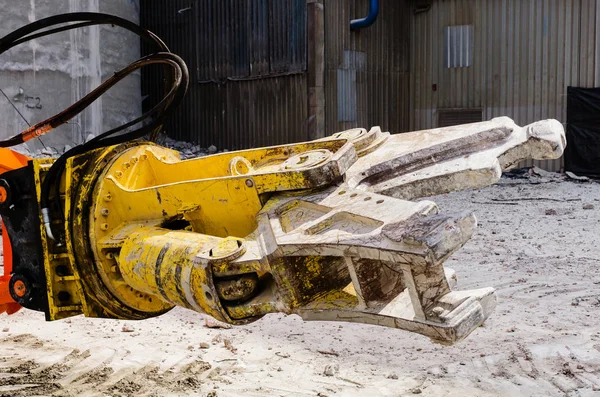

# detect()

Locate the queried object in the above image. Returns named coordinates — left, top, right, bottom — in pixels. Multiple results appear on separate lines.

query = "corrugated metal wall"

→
left=411, top=0, right=600, bottom=171
left=196, top=0, right=306, bottom=80
left=140, top=0, right=308, bottom=149
left=324, top=0, right=412, bottom=134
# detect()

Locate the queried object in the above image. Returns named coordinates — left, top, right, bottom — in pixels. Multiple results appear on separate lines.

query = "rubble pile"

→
left=18, top=136, right=223, bottom=161
left=157, top=135, right=222, bottom=160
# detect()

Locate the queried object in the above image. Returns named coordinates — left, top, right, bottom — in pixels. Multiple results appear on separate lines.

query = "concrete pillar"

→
left=0, top=0, right=141, bottom=153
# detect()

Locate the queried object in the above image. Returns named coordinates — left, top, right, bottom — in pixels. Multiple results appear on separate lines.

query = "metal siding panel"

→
left=500, top=0, right=507, bottom=117
left=506, top=0, right=515, bottom=120
left=438, top=109, right=482, bottom=127
left=141, top=0, right=308, bottom=149
left=325, top=0, right=411, bottom=135
left=250, top=0, right=269, bottom=75
left=411, top=0, right=600, bottom=171
left=580, top=0, right=590, bottom=86
left=596, top=0, right=600, bottom=85
left=193, top=0, right=307, bottom=80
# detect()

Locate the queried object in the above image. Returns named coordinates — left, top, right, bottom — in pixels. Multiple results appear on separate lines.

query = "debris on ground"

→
left=211, top=335, right=237, bottom=353
left=157, top=134, right=226, bottom=160
left=204, top=317, right=232, bottom=329
left=565, top=171, right=591, bottom=182
left=317, top=349, right=339, bottom=357
left=323, top=364, right=339, bottom=377
left=17, top=135, right=225, bottom=161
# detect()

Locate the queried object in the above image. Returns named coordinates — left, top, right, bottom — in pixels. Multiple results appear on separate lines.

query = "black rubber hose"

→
left=0, top=12, right=189, bottom=240
left=0, top=13, right=172, bottom=148
left=0, top=12, right=169, bottom=53
left=41, top=52, right=188, bottom=221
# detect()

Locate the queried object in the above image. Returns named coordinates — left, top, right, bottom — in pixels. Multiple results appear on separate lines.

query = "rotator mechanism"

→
left=0, top=116, right=565, bottom=343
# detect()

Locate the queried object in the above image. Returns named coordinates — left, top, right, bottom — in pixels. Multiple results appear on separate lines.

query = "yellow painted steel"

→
left=118, top=226, right=242, bottom=322
left=124, top=139, right=356, bottom=194
left=31, top=137, right=364, bottom=323
left=31, top=160, right=85, bottom=320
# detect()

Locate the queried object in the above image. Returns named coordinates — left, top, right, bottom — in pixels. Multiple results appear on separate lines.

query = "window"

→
left=444, top=25, right=474, bottom=68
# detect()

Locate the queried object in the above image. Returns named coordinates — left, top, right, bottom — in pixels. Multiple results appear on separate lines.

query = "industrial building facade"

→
left=140, top=0, right=411, bottom=150
left=141, top=0, right=600, bottom=171
left=411, top=0, right=600, bottom=171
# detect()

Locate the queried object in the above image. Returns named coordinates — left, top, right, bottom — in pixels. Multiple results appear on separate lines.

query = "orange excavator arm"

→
left=0, top=148, right=30, bottom=315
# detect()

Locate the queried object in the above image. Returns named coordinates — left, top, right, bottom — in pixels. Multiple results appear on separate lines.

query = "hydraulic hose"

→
left=0, top=13, right=190, bottom=240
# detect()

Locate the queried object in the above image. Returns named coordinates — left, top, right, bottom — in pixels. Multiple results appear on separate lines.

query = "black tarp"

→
left=566, top=86, right=600, bottom=177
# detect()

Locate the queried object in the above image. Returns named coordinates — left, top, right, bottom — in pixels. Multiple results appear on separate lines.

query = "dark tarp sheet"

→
left=566, top=86, right=600, bottom=177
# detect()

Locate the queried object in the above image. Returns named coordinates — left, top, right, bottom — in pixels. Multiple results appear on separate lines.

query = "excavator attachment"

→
left=0, top=148, right=30, bottom=315
left=0, top=117, right=565, bottom=343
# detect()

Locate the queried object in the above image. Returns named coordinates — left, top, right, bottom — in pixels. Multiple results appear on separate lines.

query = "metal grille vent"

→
left=438, top=108, right=482, bottom=127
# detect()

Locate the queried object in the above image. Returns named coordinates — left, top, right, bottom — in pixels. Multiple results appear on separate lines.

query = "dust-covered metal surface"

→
left=346, top=117, right=566, bottom=200
left=7, top=117, right=563, bottom=344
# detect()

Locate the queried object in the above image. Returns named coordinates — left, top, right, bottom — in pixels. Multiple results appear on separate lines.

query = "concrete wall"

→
left=0, top=0, right=141, bottom=153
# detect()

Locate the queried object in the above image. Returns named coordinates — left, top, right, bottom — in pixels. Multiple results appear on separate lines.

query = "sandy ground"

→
left=1, top=174, right=600, bottom=397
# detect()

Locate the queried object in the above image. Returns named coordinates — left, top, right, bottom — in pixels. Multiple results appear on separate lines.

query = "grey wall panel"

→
left=324, top=0, right=411, bottom=135
left=411, top=0, right=600, bottom=171
left=141, top=0, right=308, bottom=149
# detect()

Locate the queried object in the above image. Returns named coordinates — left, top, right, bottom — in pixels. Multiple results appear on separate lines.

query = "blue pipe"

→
left=350, top=0, right=380, bottom=30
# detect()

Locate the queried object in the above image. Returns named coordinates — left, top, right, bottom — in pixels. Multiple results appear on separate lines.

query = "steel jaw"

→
left=257, top=186, right=494, bottom=344
left=108, top=117, right=565, bottom=344
left=200, top=117, right=565, bottom=344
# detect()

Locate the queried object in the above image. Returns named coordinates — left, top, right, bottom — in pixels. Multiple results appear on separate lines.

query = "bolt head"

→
left=432, top=307, right=445, bottom=316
